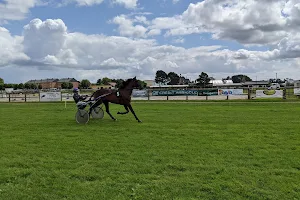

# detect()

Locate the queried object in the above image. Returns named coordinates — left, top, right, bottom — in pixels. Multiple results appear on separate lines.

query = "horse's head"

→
left=119, top=76, right=140, bottom=90
left=131, top=76, right=140, bottom=88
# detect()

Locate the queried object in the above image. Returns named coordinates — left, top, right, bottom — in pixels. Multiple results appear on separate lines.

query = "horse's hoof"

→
left=117, top=112, right=120, bottom=114
left=138, top=120, right=142, bottom=123
left=113, top=119, right=117, bottom=121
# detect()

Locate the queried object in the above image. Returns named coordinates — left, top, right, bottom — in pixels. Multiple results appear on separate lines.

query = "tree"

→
left=0, top=78, right=4, bottom=84
left=30, top=83, right=37, bottom=89
left=137, top=80, right=147, bottom=89
left=61, top=82, right=68, bottom=89
left=102, top=77, right=111, bottom=85
left=231, top=74, right=252, bottom=83
left=155, top=70, right=169, bottom=85
left=196, top=72, right=211, bottom=87
left=24, top=83, right=31, bottom=89
left=67, top=82, right=73, bottom=89
left=18, top=83, right=24, bottom=89
left=222, top=76, right=231, bottom=81
left=0, top=84, right=4, bottom=90
left=96, top=79, right=102, bottom=85
left=167, top=72, right=180, bottom=85
left=80, top=79, right=91, bottom=89
left=111, top=79, right=124, bottom=89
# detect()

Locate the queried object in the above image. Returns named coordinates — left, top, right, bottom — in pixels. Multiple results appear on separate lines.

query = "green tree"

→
left=13, top=84, right=18, bottom=90
left=96, top=79, right=102, bottom=85
left=80, top=79, right=91, bottom=89
left=102, top=77, right=111, bottom=85
left=68, top=82, right=73, bottom=89
left=231, top=74, right=252, bottom=83
left=0, top=84, right=4, bottom=90
left=137, top=80, right=147, bottom=89
left=196, top=72, right=211, bottom=87
left=167, top=72, right=180, bottom=85
left=24, top=83, right=31, bottom=89
left=4, top=83, right=13, bottom=88
left=111, top=79, right=124, bottom=89
left=155, top=70, right=169, bottom=85
left=18, top=83, right=24, bottom=89
left=30, top=83, right=37, bottom=89
left=0, top=78, right=4, bottom=84
left=61, top=82, right=68, bottom=89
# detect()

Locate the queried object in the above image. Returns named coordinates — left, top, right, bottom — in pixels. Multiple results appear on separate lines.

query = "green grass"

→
left=1, top=102, right=300, bottom=199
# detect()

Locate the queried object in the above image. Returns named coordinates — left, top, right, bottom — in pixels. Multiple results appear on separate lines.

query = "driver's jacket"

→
left=73, top=93, right=86, bottom=103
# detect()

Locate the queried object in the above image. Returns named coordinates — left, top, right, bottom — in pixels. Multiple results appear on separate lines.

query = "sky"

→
left=0, top=0, right=300, bottom=83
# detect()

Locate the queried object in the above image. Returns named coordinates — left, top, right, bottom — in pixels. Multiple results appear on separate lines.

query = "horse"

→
left=89, top=77, right=142, bottom=123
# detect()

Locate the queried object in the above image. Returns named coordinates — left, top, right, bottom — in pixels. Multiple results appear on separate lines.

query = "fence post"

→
left=167, top=88, right=169, bottom=100
left=147, top=89, right=150, bottom=101
left=9, top=93, right=11, bottom=102
left=25, top=93, right=27, bottom=102
left=283, top=87, right=286, bottom=100
left=248, top=88, right=251, bottom=100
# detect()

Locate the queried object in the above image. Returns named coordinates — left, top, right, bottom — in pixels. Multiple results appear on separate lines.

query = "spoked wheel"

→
left=91, top=106, right=104, bottom=119
left=75, top=109, right=89, bottom=124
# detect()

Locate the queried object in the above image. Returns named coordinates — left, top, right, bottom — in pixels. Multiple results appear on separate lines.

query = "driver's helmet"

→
left=73, top=88, right=79, bottom=93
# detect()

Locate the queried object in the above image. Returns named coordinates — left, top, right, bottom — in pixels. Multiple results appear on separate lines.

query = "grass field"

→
left=1, top=101, right=300, bottom=199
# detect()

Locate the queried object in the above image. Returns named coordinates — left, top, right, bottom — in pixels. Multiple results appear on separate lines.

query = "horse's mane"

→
left=119, top=78, right=133, bottom=89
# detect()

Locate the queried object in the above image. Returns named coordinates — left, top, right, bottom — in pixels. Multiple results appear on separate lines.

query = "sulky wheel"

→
left=91, top=106, right=104, bottom=119
left=75, top=109, right=90, bottom=124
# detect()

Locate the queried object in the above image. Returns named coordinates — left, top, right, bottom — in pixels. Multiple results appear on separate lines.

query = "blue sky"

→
left=0, top=0, right=299, bottom=83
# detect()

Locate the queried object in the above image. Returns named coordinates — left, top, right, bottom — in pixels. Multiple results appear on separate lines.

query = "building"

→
left=56, top=78, right=80, bottom=89
left=26, top=78, right=80, bottom=89
left=143, top=80, right=156, bottom=87
left=209, top=80, right=242, bottom=88
left=242, top=81, right=269, bottom=88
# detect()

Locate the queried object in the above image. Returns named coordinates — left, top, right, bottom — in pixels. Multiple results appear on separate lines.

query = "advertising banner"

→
left=256, top=90, right=283, bottom=98
left=294, top=88, right=300, bottom=95
left=132, top=90, right=148, bottom=97
left=40, top=92, right=62, bottom=102
left=152, top=90, right=198, bottom=96
left=218, top=89, right=244, bottom=95
left=198, top=89, right=218, bottom=96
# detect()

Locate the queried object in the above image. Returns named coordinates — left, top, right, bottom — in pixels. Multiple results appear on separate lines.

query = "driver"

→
left=73, top=88, right=88, bottom=103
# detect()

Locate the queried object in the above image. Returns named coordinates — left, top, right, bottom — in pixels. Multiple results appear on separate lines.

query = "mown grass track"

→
left=0, top=102, right=300, bottom=199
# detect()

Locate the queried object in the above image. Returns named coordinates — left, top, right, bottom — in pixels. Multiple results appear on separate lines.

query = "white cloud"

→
left=112, top=15, right=148, bottom=38
left=1, top=17, right=300, bottom=83
left=0, top=27, right=29, bottom=66
left=149, top=0, right=300, bottom=47
left=58, top=0, right=104, bottom=6
left=0, top=0, right=39, bottom=22
left=172, top=0, right=180, bottom=4
left=111, top=0, right=138, bottom=9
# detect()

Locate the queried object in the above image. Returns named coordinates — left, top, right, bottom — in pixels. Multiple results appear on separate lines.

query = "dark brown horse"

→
left=89, top=77, right=142, bottom=122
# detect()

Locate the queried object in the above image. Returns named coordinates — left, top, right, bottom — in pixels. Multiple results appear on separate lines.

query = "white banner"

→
left=218, top=89, right=244, bottom=95
left=40, top=92, right=61, bottom=102
left=132, top=89, right=148, bottom=97
left=256, top=90, right=283, bottom=98
left=294, top=88, right=300, bottom=95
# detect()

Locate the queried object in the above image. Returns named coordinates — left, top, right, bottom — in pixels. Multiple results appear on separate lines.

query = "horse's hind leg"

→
left=117, top=105, right=129, bottom=115
left=104, top=101, right=116, bottom=121
left=128, top=104, right=142, bottom=123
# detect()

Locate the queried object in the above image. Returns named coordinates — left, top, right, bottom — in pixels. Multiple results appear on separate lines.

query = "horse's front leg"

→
left=117, top=105, right=129, bottom=115
left=128, top=104, right=142, bottom=123
left=104, top=101, right=117, bottom=121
